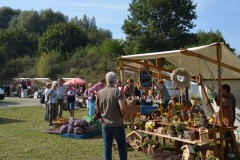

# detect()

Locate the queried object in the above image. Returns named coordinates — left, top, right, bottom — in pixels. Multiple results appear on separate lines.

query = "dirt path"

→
left=0, top=97, right=42, bottom=108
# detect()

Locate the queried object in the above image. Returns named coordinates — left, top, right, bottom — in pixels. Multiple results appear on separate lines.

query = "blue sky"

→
left=0, top=0, right=239, bottom=53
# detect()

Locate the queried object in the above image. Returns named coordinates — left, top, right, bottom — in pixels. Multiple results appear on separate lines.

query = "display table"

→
left=140, top=130, right=205, bottom=145
left=139, top=122, right=240, bottom=159
left=123, top=104, right=140, bottom=121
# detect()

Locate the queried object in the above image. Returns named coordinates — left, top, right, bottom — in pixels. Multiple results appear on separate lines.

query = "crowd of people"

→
left=8, top=79, right=36, bottom=98
left=40, top=73, right=237, bottom=160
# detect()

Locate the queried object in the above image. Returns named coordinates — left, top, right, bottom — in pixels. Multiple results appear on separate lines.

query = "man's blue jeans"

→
left=102, top=125, right=127, bottom=160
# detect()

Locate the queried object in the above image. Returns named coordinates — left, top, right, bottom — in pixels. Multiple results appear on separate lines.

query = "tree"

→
left=0, top=44, right=8, bottom=67
left=70, top=15, right=112, bottom=45
left=38, top=23, right=89, bottom=59
left=0, top=7, right=20, bottom=29
left=37, top=51, right=63, bottom=78
left=0, top=56, right=35, bottom=84
left=122, top=0, right=197, bottom=53
left=70, top=15, right=97, bottom=32
left=39, top=8, right=68, bottom=34
left=13, top=10, right=41, bottom=33
left=195, top=29, right=235, bottom=52
left=0, top=28, right=38, bottom=58
left=99, top=39, right=125, bottom=57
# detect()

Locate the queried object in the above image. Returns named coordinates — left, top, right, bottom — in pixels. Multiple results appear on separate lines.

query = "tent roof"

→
left=120, top=43, right=240, bottom=80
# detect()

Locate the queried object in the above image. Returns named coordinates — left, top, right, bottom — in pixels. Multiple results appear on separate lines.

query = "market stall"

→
left=120, top=42, right=240, bottom=159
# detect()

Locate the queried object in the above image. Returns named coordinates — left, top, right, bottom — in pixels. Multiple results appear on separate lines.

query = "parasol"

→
left=64, top=78, right=87, bottom=85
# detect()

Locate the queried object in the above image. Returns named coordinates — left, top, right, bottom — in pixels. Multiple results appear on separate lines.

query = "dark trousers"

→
left=57, top=99, right=64, bottom=117
left=44, top=102, right=49, bottom=121
left=49, top=103, right=58, bottom=125
left=102, top=125, right=127, bottom=160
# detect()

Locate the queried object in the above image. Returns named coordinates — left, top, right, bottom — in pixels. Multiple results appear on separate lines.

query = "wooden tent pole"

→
left=118, top=60, right=123, bottom=82
left=156, top=58, right=162, bottom=99
left=156, top=58, right=161, bottom=80
left=144, top=60, right=149, bottom=97
left=216, top=44, right=223, bottom=128
left=216, top=43, right=224, bottom=159
left=120, top=70, right=123, bottom=82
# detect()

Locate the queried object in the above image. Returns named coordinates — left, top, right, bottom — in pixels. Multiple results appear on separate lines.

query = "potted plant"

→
left=190, top=93, right=198, bottom=106
left=162, top=112, right=169, bottom=123
left=172, top=115, right=179, bottom=122
left=141, top=138, right=160, bottom=154
left=132, top=113, right=146, bottom=130
left=145, top=121, right=155, bottom=132
left=167, top=125, right=176, bottom=137
left=196, top=96, right=201, bottom=105
left=160, top=126, right=168, bottom=135
left=175, top=123, right=185, bottom=139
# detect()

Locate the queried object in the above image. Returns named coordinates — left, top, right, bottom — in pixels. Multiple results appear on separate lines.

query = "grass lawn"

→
left=2, top=101, right=238, bottom=160
left=0, top=104, right=152, bottom=160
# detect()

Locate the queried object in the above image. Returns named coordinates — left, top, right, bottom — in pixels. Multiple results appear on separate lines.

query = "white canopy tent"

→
left=33, top=78, right=50, bottom=85
left=119, top=42, right=240, bottom=127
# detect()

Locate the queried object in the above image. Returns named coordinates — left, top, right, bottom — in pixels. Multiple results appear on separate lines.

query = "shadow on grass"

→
left=0, top=101, right=21, bottom=107
left=0, top=117, right=26, bottom=125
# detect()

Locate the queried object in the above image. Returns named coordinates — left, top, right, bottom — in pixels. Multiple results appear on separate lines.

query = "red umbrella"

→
left=64, top=78, right=87, bottom=85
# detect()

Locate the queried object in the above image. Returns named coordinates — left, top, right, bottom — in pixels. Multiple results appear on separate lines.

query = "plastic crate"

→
left=60, top=132, right=101, bottom=139
left=140, top=105, right=159, bottom=115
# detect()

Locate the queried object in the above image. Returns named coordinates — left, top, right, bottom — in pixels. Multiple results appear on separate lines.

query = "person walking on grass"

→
left=46, top=81, right=59, bottom=126
left=57, top=78, right=68, bottom=118
left=96, top=71, right=127, bottom=160
left=44, top=82, right=51, bottom=122
left=66, top=83, right=76, bottom=118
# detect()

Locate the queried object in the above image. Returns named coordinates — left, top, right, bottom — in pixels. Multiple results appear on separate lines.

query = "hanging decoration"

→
left=195, top=73, right=203, bottom=86
left=171, top=68, right=191, bottom=91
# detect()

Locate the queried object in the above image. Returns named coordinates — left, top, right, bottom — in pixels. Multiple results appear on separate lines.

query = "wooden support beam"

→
left=180, top=50, right=240, bottom=74
left=120, top=58, right=173, bottom=73
left=121, top=58, right=201, bottom=81
left=122, top=64, right=171, bottom=80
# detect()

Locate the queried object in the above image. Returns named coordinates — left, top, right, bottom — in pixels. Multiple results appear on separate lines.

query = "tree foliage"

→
left=0, top=6, right=20, bottom=29
left=39, top=8, right=68, bottom=34
left=13, top=10, right=41, bottom=33
left=195, top=29, right=235, bottom=52
left=99, top=39, right=125, bottom=57
left=37, top=51, right=63, bottom=79
left=70, top=15, right=112, bottom=45
left=122, top=0, right=197, bottom=53
left=196, top=29, right=224, bottom=45
left=38, top=23, right=89, bottom=59
left=0, top=28, right=38, bottom=58
left=0, top=56, right=35, bottom=84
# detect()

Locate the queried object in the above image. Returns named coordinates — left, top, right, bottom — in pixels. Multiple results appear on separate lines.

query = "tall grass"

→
left=0, top=105, right=151, bottom=160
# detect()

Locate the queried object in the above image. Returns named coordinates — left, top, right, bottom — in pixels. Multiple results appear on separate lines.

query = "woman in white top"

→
left=44, top=82, right=51, bottom=122
left=46, top=81, right=59, bottom=126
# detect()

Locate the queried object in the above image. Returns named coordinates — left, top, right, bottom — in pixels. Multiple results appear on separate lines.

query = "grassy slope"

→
left=0, top=105, right=151, bottom=160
